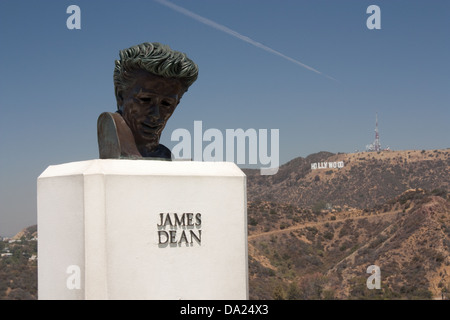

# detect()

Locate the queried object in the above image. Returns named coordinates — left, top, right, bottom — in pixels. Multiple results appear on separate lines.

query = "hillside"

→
left=1, top=149, right=449, bottom=300
left=327, top=190, right=450, bottom=299
left=0, top=225, right=37, bottom=300
left=12, top=225, right=37, bottom=240
left=247, top=188, right=450, bottom=299
left=244, top=149, right=450, bottom=209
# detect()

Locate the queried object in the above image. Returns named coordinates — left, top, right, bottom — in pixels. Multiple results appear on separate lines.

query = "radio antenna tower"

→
left=374, top=113, right=381, bottom=151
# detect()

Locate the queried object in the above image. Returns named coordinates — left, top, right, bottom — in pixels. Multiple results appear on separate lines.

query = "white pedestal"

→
left=37, top=159, right=248, bottom=300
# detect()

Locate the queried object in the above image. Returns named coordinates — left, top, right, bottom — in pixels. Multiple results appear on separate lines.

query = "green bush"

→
left=323, top=231, right=334, bottom=240
left=312, top=201, right=326, bottom=214
left=248, top=217, right=258, bottom=226
left=272, top=285, right=286, bottom=300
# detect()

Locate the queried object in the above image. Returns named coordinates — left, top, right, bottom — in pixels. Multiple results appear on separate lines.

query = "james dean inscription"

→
left=157, top=212, right=202, bottom=246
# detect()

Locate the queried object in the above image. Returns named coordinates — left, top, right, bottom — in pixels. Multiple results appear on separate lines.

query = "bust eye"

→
left=139, top=97, right=152, bottom=103
left=161, top=100, right=173, bottom=108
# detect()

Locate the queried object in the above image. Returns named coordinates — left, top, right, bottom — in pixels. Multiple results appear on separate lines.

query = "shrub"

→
left=287, top=282, right=301, bottom=300
left=272, top=285, right=286, bottom=300
left=248, top=217, right=258, bottom=226
left=323, top=231, right=334, bottom=240
left=312, top=201, right=326, bottom=214
left=280, top=223, right=288, bottom=230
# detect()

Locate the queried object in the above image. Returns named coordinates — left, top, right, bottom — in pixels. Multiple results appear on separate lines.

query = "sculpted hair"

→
left=114, top=42, right=199, bottom=93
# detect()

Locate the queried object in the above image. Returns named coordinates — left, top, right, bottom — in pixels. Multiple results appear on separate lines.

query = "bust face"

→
left=116, top=70, right=185, bottom=156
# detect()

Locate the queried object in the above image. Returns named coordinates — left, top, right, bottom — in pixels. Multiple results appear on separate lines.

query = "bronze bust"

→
left=97, top=42, right=198, bottom=160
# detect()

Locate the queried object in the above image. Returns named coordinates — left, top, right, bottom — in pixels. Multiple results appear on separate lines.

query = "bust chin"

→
left=97, top=112, right=172, bottom=160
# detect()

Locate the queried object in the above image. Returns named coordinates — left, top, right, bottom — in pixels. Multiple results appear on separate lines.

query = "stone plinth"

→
left=37, top=159, right=248, bottom=300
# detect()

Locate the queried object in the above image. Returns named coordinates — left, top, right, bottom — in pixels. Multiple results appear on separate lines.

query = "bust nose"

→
left=147, top=103, right=160, bottom=122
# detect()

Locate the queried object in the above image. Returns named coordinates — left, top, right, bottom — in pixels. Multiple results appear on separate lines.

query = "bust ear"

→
left=177, top=89, right=187, bottom=105
left=115, top=87, right=124, bottom=111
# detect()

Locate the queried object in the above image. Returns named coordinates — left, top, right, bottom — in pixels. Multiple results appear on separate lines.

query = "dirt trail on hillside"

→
left=248, top=210, right=400, bottom=240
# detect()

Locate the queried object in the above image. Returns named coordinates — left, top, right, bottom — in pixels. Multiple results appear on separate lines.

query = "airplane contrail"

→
left=154, top=0, right=336, bottom=81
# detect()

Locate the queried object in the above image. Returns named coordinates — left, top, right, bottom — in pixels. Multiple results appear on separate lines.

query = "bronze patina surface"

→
left=98, top=42, right=198, bottom=160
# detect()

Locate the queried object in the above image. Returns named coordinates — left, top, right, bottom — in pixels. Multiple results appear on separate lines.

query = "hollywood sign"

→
left=311, top=161, right=345, bottom=170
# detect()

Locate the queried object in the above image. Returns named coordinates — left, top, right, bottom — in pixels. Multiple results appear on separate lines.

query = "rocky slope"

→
left=247, top=188, right=450, bottom=299
left=244, top=149, right=450, bottom=209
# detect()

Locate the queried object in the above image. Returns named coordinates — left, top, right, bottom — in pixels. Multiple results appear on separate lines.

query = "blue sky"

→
left=0, top=0, right=449, bottom=236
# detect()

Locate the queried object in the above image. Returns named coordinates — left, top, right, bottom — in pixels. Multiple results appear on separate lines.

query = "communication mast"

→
left=366, top=113, right=385, bottom=152
left=373, top=113, right=381, bottom=151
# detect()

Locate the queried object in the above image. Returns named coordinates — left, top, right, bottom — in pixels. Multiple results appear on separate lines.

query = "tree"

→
left=272, top=284, right=286, bottom=300
left=299, top=273, right=328, bottom=299
left=287, top=282, right=301, bottom=300
left=312, top=201, right=326, bottom=214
